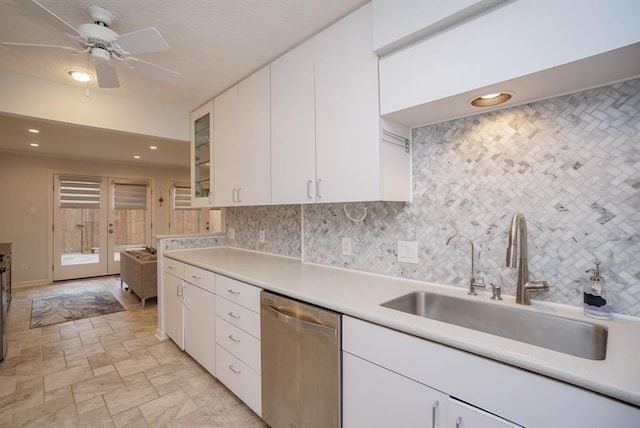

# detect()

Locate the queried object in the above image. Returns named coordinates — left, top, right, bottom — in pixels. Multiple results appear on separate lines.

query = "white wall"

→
left=0, top=151, right=189, bottom=285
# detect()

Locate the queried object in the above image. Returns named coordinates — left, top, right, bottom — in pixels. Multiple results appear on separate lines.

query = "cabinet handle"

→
left=316, top=179, right=322, bottom=199
left=307, top=180, right=313, bottom=199
left=168, top=265, right=175, bottom=270
left=431, top=400, right=439, bottom=428
left=191, top=275, right=201, bottom=280
left=237, top=188, right=242, bottom=203
left=455, top=416, right=462, bottom=428
left=228, top=365, right=241, bottom=374
left=228, top=334, right=240, bottom=343
left=176, top=284, right=183, bottom=298
left=227, top=289, right=240, bottom=295
left=232, top=188, right=237, bottom=203
left=228, top=312, right=240, bottom=319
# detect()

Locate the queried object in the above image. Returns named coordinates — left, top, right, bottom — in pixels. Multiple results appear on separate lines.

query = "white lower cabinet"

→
left=183, top=281, right=215, bottom=375
left=342, top=316, right=640, bottom=428
left=214, top=274, right=262, bottom=416
left=162, top=270, right=184, bottom=349
left=343, top=351, right=447, bottom=428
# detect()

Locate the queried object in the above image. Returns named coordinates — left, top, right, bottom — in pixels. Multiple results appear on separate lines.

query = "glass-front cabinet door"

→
left=190, top=101, right=214, bottom=207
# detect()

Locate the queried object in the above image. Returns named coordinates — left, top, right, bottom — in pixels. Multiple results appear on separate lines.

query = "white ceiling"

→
left=0, top=0, right=368, bottom=167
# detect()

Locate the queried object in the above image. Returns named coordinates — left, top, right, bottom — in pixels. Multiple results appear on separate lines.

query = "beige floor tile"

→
left=88, top=348, right=132, bottom=370
left=16, top=376, right=43, bottom=392
left=42, top=336, right=83, bottom=356
left=79, top=325, right=116, bottom=343
left=0, top=374, right=17, bottom=398
left=12, top=394, right=78, bottom=426
left=45, top=385, right=72, bottom=403
left=0, top=408, right=13, bottom=426
left=52, top=405, right=115, bottom=428
left=16, top=355, right=67, bottom=378
left=144, top=361, right=189, bottom=388
left=44, top=364, right=94, bottom=392
left=114, top=350, right=159, bottom=378
left=64, top=342, right=107, bottom=362
left=0, top=384, right=44, bottom=414
left=121, top=336, right=160, bottom=353
left=76, top=395, right=106, bottom=415
left=111, top=407, right=148, bottom=428
left=72, top=371, right=125, bottom=403
left=5, top=339, right=22, bottom=359
left=138, top=390, right=197, bottom=427
left=103, top=380, right=159, bottom=416
left=146, top=341, right=183, bottom=365
left=177, top=390, right=263, bottom=427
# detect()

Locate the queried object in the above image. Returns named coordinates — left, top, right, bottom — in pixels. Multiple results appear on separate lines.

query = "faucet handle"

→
left=491, top=283, right=503, bottom=301
left=468, top=276, right=486, bottom=295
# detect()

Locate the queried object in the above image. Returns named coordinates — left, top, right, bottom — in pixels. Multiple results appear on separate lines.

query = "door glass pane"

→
left=58, top=177, right=101, bottom=266
left=60, top=208, right=101, bottom=265
left=194, top=113, right=211, bottom=198
left=111, top=182, right=148, bottom=262
left=112, top=209, right=147, bottom=261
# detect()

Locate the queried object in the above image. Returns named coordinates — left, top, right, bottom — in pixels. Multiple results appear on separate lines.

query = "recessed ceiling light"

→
left=28, top=128, right=40, bottom=134
left=30, top=143, right=39, bottom=147
left=149, top=146, right=158, bottom=150
left=133, top=155, right=141, bottom=159
left=67, top=70, right=93, bottom=82
left=471, top=91, right=512, bottom=107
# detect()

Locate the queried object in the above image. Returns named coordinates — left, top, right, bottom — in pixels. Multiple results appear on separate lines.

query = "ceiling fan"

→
left=2, top=0, right=181, bottom=89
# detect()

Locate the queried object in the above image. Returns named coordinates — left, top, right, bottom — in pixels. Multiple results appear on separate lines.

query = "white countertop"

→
left=164, top=246, right=640, bottom=407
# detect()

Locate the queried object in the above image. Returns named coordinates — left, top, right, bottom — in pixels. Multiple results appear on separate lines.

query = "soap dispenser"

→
left=583, top=261, right=612, bottom=320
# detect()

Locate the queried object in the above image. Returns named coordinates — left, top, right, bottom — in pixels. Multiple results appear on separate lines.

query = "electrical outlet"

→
left=228, top=227, right=235, bottom=240
left=397, top=241, right=419, bottom=264
left=341, top=237, right=352, bottom=256
left=259, top=230, right=266, bottom=243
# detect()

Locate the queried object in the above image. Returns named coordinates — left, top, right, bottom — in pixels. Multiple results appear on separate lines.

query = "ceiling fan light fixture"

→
left=68, top=70, right=93, bottom=82
left=30, top=143, right=39, bottom=147
left=28, top=128, right=40, bottom=134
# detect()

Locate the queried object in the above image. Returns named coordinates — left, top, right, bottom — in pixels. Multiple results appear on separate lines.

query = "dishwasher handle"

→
left=263, top=304, right=337, bottom=337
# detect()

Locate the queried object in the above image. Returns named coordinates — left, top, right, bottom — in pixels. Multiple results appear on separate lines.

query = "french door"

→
left=53, top=174, right=151, bottom=281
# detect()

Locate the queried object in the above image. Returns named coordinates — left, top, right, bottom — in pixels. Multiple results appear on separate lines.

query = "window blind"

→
left=173, top=183, right=195, bottom=210
left=59, top=176, right=101, bottom=209
left=113, top=183, right=148, bottom=210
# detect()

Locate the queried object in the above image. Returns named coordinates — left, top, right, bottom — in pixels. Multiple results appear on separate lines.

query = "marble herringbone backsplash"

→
left=226, top=78, right=640, bottom=316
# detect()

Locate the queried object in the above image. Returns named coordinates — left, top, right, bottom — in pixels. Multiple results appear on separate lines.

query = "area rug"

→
left=30, top=291, right=125, bottom=328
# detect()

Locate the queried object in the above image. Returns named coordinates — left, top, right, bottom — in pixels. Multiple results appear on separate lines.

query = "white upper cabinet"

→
left=314, top=3, right=383, bottom=203
left=190, top=102, right=213, bottom=207
left=372, top=0, right=509, bottom=55
left=237, top=65, right=271, bottom=206
left=271, top=3, right=412, bottom=205
left=271, top=39, right=317, bottom=205
left=379, top=0, right=640, bottom=126
left=213, top=85, right=238, bottom=207
left=212, top=65, right=271, bottom=207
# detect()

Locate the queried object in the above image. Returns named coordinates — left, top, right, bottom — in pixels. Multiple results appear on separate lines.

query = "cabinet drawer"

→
left=184, top=264, right=215, bottom=293
left=215, top=274, right=261, bottom=312
left=215, top=296, right=261, bottom=339
left=216, top=317, right=261, bottom=374
left=216, top=344, right=262, bottom=417
left=163, top=257, right=184, bottom=278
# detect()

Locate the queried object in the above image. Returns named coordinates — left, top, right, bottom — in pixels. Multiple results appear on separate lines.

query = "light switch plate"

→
left=397, top=241, right=419, bottom=264
left=342, top=237, right=352, bottom=256
left=228, top=227, right=235, bottom=240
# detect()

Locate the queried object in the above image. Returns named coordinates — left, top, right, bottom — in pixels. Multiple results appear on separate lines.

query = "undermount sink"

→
left=381, top=291, right=608, bottom=360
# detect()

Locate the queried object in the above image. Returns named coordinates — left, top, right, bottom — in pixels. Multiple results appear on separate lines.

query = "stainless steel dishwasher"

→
left=261, top=291, right=341, bottom=428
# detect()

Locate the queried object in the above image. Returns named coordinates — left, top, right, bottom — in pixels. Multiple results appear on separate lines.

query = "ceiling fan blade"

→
left=2, top=42, right=84, bottom=55
left=124, top=57, right=181, bottom=85
left=115, top=27, right=169, bottom=55
left=18, top=0, right=80, bottom=36
left=95, top=62, right=120, bottom=88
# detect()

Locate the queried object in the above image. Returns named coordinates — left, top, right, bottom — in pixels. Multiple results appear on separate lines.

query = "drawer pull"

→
left=228, top=334, right=240, bottom=343
left=228, top=312, right=240, bottom=319
left=431, top=401, right=439, bottom=428
left=228, top=365, right=241, bottom=374
left=168, top=265, right=175, bottom=270
left=227, top=289, right=240, bottom=295
left=191, top=275, right=201, bottom=280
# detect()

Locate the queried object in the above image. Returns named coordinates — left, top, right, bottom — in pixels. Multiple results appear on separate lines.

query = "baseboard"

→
left=13, top=279, right=50, bottom=289
left=155, top=328, right=169, bottom=341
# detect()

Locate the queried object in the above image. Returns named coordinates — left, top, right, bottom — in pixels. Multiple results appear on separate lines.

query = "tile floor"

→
left=0, top=276, right=267, bottom=427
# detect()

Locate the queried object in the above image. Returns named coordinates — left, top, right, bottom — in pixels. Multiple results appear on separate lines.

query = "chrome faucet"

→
left=446, top=234, right=485, bottom=295
left=505, top=213, right=549, bottom=304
